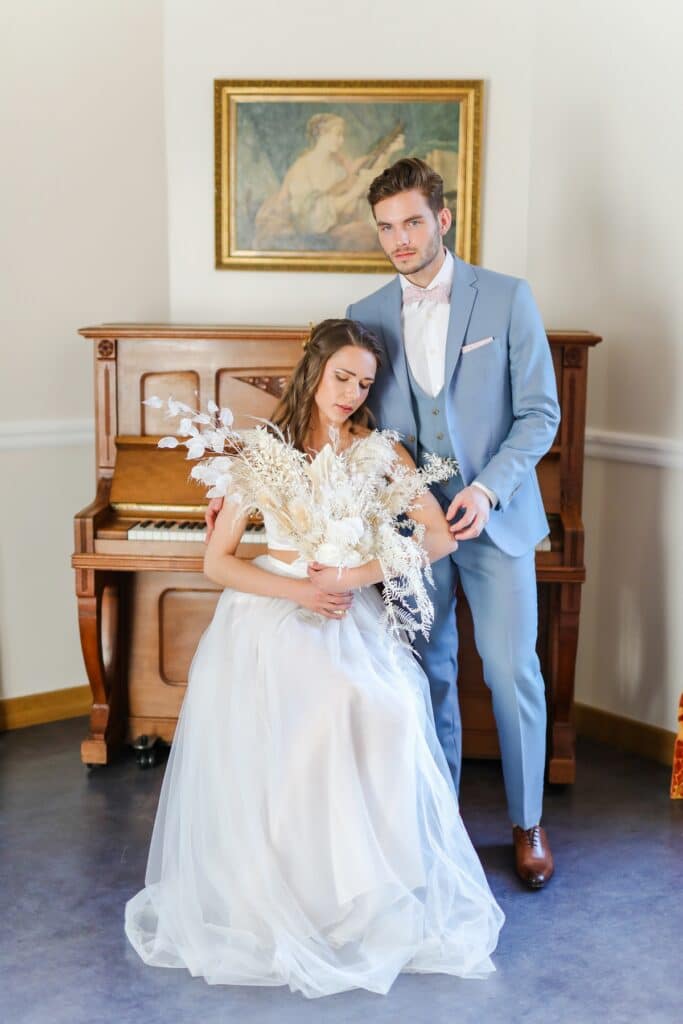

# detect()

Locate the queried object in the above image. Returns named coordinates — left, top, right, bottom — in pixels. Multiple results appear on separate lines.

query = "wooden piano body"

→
left=73, top=324, right=601, bottom=778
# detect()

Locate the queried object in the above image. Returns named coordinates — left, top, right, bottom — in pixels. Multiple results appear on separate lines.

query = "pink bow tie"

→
left=402, top=282, right=451, bottom=306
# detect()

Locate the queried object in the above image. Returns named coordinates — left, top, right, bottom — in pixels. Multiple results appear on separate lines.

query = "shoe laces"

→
left=522, top=825, right=541, bottom=849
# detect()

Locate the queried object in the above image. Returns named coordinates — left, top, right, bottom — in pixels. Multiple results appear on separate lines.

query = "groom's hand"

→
left=204, top=497, right=224, bottom=541
left=446, top=486, right=491, bottom=541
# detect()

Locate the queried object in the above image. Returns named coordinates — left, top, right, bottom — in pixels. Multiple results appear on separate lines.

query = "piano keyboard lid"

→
left=110, top=435, right=208, bottom=516
left=110, top=436, right=263, bottom=526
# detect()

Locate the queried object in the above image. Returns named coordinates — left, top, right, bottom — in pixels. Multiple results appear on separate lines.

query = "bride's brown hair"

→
left=271, top=319, right=383, bottom=452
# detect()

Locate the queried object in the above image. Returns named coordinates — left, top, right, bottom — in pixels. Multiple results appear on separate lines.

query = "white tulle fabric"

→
left=125, top=554, right=504, bottom=998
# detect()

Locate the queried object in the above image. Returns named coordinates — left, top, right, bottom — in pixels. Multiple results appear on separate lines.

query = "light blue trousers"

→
left=414, top=531, right=547, bottom=829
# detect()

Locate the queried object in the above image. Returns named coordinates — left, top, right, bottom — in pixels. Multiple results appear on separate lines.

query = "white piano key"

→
left=240, top=528, right=266, bottom=543
left=151, top=522, right=163, bottom=540
left=125, top=519, right=212, bottom=542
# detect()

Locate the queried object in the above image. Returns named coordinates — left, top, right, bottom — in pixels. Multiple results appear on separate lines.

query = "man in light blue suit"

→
left=347, top=158, right=560, bottom=888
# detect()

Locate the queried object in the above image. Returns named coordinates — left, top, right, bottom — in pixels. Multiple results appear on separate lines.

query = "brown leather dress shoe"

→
left=512, top=825, right=554, bottom=889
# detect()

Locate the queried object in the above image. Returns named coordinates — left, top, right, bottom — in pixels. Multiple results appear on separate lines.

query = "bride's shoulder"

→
left=351, top=429, right=417, bottom=470
left=391, top=441, right=416, bottom=469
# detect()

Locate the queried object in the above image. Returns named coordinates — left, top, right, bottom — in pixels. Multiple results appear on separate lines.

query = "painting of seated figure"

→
left=215, top=80, right=482, bottom=272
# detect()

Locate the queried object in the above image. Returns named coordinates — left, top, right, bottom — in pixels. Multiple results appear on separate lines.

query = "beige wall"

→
left=2, top=0, right=682, bottom=736
left=526, top=1, right=683, bottom=731
left=578, top=457, right=683, bottom=730
left=163, top=0, right=683, bottom=733
left=0, top=1, right=169, bottom=699
left=164, top=0, right=538, bottom=321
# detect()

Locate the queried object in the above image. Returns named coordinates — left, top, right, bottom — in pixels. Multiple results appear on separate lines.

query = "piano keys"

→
left=72, top=323, right=601, bottom=777
left=127, top=520, right=208, bottom=541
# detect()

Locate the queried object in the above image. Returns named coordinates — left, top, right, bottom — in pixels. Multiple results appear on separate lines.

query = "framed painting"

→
left=214, top=79, right=483, bottom=272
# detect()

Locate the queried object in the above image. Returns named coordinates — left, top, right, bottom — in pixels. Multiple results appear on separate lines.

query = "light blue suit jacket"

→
left=347, top=254, right=561, bottom=557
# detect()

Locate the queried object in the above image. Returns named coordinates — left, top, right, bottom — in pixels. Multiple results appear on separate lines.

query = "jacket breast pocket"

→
left=461, top=335, right=496, bottom=354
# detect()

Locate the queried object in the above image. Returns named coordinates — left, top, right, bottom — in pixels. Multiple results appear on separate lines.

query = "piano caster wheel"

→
left=133, top=734, right=159, bottom=770
left=137, top=749, right=156, bottom=769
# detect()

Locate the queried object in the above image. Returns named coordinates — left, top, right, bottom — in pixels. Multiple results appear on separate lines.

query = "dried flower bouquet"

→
left=145, top=397, right=457, bottom=640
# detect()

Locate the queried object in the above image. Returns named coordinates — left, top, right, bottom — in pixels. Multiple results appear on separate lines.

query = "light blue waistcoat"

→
left=406, top=362, right=464, bottom=504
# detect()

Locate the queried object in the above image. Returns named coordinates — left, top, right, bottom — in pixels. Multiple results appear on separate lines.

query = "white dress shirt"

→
left=400, top=249, right=454, bottom=398
left=399, top=250, right=497, bottom=509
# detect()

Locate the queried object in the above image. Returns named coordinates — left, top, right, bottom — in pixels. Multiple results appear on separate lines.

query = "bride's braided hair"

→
left=271, top=318, right=383, bottom=452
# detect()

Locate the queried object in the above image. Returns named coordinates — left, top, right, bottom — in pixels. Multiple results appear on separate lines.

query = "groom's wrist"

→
left=471, top=481, right=497, bottom=509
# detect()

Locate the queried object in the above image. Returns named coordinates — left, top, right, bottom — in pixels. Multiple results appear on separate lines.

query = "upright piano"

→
left=73, top=324, right=601, bottom=777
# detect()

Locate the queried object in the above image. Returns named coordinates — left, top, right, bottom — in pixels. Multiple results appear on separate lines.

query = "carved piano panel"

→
left=74, top=324, right=601, bottom=776
left=74, top=325, right=307, bottom=766
left=127, top=573, right=221, bottom=733
left=141, top=371, right=200, bottom=434
left=217, top=371, right=288, bottom=427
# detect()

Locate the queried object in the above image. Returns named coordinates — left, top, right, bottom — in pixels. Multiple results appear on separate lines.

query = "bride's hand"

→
left=204, top=497, right=224, bottom=541
left=298, top=579, right=354, bottom=620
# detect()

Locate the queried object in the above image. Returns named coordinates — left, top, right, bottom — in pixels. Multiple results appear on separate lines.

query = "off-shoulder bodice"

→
left=262, top=511, right=299, bottom=552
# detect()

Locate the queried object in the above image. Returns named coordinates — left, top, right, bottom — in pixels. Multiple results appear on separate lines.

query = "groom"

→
left=346, top=158, right=560, bottom=889
left=206, top=157, right=559, bottom=888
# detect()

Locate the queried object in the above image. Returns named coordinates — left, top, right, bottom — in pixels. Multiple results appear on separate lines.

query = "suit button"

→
left=407, top=434, right=416, bottom=443
left=436, top=432, right=444, bottom=440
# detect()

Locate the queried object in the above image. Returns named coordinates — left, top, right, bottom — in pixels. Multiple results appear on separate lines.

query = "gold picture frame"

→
left=214, top=79, right=483, bottom=273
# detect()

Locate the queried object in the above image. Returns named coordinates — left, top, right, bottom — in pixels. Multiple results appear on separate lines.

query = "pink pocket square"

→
left=462, top=336, right=495, bottom=354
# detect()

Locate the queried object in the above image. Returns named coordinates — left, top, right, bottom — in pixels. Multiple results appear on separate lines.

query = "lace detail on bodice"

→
left=262, top=511, right=299, bottom=552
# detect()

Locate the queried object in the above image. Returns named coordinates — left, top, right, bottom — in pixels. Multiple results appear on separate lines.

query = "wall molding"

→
left=0, top=685, right=91, bottom=731
left=574, top=701, right=676, bottom=768
left=0, top=419, right=94, bottom=450
left=0, top=420, right=682, bottom=470
left=585, top=427, right=683, bottom=470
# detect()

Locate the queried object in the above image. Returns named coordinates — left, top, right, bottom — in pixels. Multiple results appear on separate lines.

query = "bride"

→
left=125, top=318, right=504, bottom=998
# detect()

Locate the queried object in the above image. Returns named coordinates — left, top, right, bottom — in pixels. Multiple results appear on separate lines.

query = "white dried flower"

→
left=156, top=401, right=457, bottom=640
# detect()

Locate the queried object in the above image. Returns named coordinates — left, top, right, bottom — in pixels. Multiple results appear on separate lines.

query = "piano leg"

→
left=548, top=581, right=582, bottom=784
left=76, top=569, right=128, bottom=766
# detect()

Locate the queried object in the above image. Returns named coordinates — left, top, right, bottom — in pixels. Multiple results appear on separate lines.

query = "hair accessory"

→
left=302, top=321, right=315, bottom=351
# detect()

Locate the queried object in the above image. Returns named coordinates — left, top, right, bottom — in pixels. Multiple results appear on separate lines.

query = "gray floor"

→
left=1, top=717, right=680, bottom=1024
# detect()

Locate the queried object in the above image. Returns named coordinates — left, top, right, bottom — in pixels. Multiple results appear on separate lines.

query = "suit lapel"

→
left=379, top=278, right=414, bottom=416
left=444, top=256, right=479, bottom=388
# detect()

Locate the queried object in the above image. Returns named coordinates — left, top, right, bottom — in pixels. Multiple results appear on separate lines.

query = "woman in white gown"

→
left=125, top=319, right=504, bottom=998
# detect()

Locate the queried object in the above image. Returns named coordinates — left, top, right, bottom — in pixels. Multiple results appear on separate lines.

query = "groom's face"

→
left=372, top=189, right=451, bottom=277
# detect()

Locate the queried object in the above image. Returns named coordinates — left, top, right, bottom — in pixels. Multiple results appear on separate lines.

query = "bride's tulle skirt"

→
left=125, top=556, right=504, bottom=998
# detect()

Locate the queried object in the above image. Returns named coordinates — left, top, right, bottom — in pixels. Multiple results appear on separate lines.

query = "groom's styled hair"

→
left=367, top=158, right=445, bottom=218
